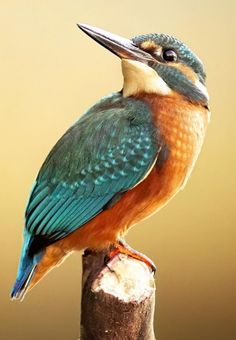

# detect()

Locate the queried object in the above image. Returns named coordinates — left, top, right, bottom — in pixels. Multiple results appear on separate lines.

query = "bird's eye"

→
left=162, top=49, right=178, bottom=62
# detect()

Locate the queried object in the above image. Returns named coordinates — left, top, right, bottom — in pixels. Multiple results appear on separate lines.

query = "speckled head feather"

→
left=132, top=33, right=208, bottom=105
left=132, top=33, right=206, bottom=84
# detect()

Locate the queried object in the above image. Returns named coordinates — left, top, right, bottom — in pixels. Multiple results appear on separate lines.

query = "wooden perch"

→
left=80, top=247, right=156, bottom=340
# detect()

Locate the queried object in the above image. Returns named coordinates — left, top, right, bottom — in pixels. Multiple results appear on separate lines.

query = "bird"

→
left=11, top=24, right=210, bottom=300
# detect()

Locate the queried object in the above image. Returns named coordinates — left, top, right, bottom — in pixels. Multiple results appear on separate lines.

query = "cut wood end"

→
left=92, top=254, right=155, bottom=303
left=81, top=248, right=156, bottom=340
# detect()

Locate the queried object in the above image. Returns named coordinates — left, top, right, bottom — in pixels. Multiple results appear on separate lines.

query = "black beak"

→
left=78, top=23, right=154, bottom=63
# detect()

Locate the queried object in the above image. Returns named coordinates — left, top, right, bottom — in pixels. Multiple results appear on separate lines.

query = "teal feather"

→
left=11, top=230, right=44, bottom=299
left=24, top=93, right=160, bottom=242
left=41, top=199, right=78, bottom=234
left=50, top=200, right=79, bottom=229
left=36, top=197, right=74, bottom=234
left=26, top=186, right=50, bottom=213
left=27, top=197, right=51, bottom=229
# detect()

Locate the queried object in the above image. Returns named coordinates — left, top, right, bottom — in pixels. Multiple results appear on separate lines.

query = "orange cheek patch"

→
left=171, top=63, right=198, bottom=82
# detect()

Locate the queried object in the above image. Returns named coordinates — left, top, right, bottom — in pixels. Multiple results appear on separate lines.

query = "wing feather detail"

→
left=25, top=93, right=161, bottom=242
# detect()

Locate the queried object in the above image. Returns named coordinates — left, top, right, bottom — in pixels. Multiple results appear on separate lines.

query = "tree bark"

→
left=80, top=247, right=156, bottom=340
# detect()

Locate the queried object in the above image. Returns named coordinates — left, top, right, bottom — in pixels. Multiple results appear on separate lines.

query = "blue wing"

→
left=25, top=93, right=160, bottom=242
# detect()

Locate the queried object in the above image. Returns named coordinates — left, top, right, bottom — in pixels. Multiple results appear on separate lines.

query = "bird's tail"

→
left=11, top=230, right=43, bottom=301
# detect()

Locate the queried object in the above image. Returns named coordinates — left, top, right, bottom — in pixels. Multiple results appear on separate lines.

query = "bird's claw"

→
left=104, top=240, right=156, bottom=273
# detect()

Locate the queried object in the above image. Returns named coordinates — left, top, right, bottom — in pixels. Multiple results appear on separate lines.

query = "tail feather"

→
left=11, top=264, right=37, bottom=300
left=11, top=231, right=70, bottom=300
left=11, top=230, right=43, bottom=301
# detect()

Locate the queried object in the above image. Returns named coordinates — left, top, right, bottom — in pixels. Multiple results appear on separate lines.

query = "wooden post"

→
left=80, top=247, right=156, bottom=340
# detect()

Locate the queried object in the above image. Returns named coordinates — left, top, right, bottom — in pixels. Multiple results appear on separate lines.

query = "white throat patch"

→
left=194, top=79, right=209, bottom=101
left=122, top=59, right=172, bottom=97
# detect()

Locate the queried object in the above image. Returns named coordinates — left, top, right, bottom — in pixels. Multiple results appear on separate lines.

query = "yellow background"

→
left=1, top=1, right=235, bottom=339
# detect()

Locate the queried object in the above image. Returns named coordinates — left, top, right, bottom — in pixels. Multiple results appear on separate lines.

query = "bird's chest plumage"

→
left=152, top=95, right=208, bottom=189
left=121, top=93, right=210, bottom=226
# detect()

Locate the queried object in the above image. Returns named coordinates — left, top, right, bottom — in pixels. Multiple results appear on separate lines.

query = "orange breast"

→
left=146, top=93, right=210, bottom=191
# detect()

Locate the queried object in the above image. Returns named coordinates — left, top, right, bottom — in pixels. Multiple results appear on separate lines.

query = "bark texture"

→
left=80, top=247, right=156, bottom=340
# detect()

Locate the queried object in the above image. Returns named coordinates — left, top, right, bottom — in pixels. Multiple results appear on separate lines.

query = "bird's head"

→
left=78, top=24, right=209, bottom=106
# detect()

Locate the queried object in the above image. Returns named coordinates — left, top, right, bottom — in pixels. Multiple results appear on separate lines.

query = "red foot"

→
left=107, top=239, right=156, bottom=273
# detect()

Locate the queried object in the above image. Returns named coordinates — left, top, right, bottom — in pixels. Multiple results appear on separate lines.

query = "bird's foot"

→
left=105, top=239, right=156, bottom=273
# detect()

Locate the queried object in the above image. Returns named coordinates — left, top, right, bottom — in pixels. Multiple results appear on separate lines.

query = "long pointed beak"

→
left=78, top=23, right=154, bottom=63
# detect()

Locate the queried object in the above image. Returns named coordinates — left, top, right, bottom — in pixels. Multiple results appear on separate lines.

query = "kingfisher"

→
left=11, top=24, right=210, bottom=300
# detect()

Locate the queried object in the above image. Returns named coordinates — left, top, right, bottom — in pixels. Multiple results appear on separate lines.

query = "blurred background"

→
left=0, top=1, right=235, bottom=339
